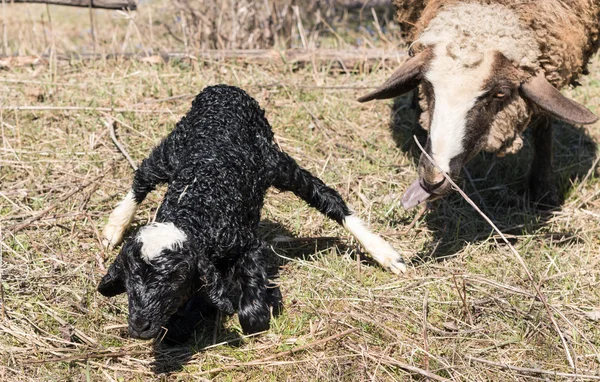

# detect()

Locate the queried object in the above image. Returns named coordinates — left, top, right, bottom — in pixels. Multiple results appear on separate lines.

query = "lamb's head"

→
left=359, top=3, right=598, bottom=208
left=98, top=222, right=233, bottom=340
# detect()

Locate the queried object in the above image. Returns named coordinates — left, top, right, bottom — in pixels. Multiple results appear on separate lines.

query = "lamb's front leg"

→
left=103, top=144, right=174, bottom=248
left=529, top=115, right=559, bottom=208
left=235, top=242, right=271, bottom=334
left=102, top=190, right=140, bottom=248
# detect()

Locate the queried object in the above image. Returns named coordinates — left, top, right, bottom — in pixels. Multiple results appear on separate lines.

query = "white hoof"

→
left=387, top=256, right=408, bottom=275
left=343, top=215, right=407, bottom=276
left=102, top=223, right=127, bottom=249
left=103, top=190, right=138, bottom=249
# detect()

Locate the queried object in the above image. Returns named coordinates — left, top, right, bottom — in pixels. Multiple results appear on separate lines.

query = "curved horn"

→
left=520, top=73, right=598, bottom=125
left=358, top=49, right=431, bottom=103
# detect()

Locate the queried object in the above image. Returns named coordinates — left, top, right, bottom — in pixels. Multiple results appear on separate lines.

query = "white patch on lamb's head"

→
left=135, top=222, right=187, bottom=264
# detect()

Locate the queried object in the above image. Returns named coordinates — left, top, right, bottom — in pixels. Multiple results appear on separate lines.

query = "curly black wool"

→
left=99, top=85, right=404, bottom=343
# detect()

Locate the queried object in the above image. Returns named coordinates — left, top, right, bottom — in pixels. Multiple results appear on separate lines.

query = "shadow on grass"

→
left=389, top=91, right=598, bottom=263
left=148, top=219, right=353, bottom=374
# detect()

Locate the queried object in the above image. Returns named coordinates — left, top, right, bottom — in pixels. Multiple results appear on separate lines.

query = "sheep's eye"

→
left=493, top=88, right=511, bottom=99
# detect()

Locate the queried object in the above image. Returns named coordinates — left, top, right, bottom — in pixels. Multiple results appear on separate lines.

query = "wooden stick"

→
left=467, top=356, right=600, bottom=380
left=88, top=1, right=96, bottom=54
left=3, top=105, right=171, bottom=113
left=0, top=224, right=4, bottom=319
left=30, top=350, right=148, bottom=364
left=422, top=289, right=429, bottom=374
left=36, top=302, right=97, bottom=346
left=413, top=136, right=576, bottom=369
left=199, top=328, right=358, bottom=376
left=0, top=48, right=407, bottom=68
left=9, top=0, right=136, bottom=10
left=452, top=274, right=473, bottom=326
left=1, top=0, right=7, bottom=56
left=105, top=118, right=138, bottom=171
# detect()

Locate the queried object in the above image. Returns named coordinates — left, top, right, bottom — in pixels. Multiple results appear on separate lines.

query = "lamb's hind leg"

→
left=529, top=115, right=559, bottom=208
left=235, top=241, right=271, bottom=334
left=272, top=152, right=406, bottom=275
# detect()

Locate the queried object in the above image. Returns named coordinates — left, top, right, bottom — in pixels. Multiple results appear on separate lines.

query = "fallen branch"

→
left=468, top=356, right=600, bottom=380
left=199, top=328, right=358, bottom=375
left=9, top=0, right=136, bottom=10
left=422, top=289, right=429, bottom=374
left=0, top=48, right=407, bottom=70
left=3, top=105, right=170, bottom=113
left=104, top=118, right=138, bottom=171
left=30, top=350, right=148, bottom=364
left=413, top=136, right=575, bottom=369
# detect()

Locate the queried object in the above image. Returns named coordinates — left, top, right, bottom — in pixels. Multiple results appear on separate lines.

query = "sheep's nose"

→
left=421, top=177, right=445, bottom=193
left=129, top=315, right=151, bottom=334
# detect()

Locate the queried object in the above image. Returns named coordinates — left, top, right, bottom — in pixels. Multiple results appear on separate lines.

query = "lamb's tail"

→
left=272, top=152, right=406, bottom=275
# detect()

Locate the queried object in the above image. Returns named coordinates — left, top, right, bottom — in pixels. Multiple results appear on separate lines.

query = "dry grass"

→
left=1, top=1, right=600, bottom=381
left=0, top=0, right=399, bottom=55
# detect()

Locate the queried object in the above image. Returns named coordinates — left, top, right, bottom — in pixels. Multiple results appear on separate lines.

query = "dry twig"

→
left=104, top=118, right=138, bottom=171
left=6, top=173, right=108, bottom=234
left=199, top=327, right=358, bottom=375
left=413, top=136, right=576, bottom=369
left=351, top=346, right=450, bottom=382
left=468, top=356, right=600, bottom=380
left=3, top=105, right=171, bottom=113
left=422, top=289, right=429, bottom=374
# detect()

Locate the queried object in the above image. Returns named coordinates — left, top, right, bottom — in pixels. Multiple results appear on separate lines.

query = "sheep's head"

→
left=359, top=3, right=598, bottom=208
left=98, top=222, right=233, bottom=340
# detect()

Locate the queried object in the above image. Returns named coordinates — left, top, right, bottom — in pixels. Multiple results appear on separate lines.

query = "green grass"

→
left=1, top=2, right=600, bottom=381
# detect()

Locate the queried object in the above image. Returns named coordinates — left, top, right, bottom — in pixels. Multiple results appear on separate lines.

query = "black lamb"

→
left=98, top=85, right=405, bottom=341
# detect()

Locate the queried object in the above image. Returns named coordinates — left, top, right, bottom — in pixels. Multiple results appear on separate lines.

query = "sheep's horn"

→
left=520, top=73, right=599, bottom=125
left=358, top=49, right=431, bottom=102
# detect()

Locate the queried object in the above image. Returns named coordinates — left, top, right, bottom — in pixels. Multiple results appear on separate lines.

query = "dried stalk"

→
left=6, top=172, right=108, bottom=234
left=104, top=118, right=138, bottom=171
left=413, top=135, right=575, bottom=369
left=468, top=356, right=600, bottom=380
left=199, top=327, right=358, bottom=375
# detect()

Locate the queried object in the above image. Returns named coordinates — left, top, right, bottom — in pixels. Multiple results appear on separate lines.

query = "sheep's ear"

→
left=358, top=49, right=430, bottom=102
left=98, top=255, right=126, bottom=297
left=521, top=73, right=598, bottom=125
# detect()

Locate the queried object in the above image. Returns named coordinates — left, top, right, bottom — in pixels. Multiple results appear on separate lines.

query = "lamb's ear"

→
left=197, top=256, right=235, bottom=314
left=98, top=255, right=126, bottom=297
left=358, top=49, right=431, bottom=102
left=520, top=73, right=599, bottom=125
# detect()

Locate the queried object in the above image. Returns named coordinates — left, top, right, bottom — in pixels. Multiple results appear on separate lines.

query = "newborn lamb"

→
left=98, top=85, right=405, bottom=341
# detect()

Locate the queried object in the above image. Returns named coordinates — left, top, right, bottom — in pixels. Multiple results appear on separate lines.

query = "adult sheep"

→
left=360, top=0, right=599, bottom=208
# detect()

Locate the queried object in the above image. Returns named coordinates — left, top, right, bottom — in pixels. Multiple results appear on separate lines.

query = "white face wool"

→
left=417, top=3, right=541, bottom=172
left=418, top=3, right=540, bottom=70
left=425, top=45, right=493, bottom=173
left=136, top=222, right=188, bottom=264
